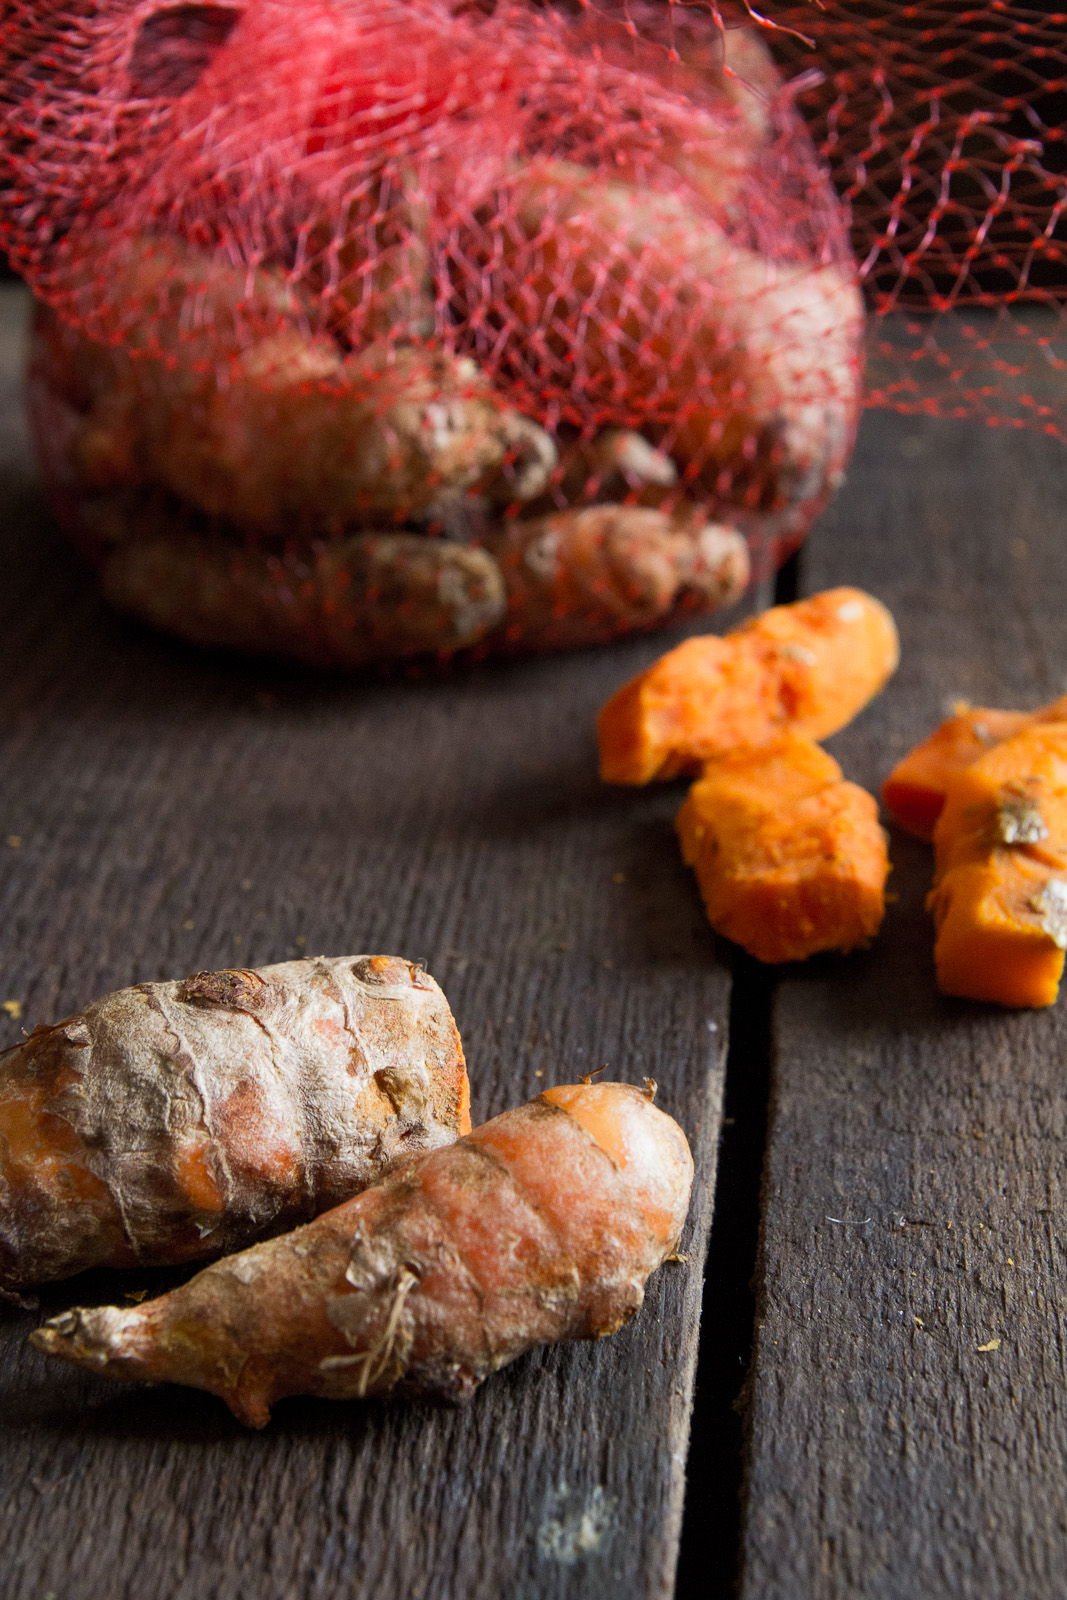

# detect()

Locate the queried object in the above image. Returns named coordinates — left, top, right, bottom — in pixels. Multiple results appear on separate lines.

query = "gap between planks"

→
left=673, top=552, right=800, bottom=1599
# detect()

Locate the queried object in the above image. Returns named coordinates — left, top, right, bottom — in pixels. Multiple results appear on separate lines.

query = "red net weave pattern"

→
left=0, top=0, right=1063, bottom=664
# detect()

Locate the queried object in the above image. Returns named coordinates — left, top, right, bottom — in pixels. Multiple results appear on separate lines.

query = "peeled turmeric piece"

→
left=0, top=956, right=469, bottom=1292
left=676, top=735, right=889, bottom=963
left=599, top=587, right=899, bottom=785
left=929, top=725, right=1067, bottom=1007
left=32, top=1081, right=693, bottom=1426
left=884, top=696, right=1067, bottom=841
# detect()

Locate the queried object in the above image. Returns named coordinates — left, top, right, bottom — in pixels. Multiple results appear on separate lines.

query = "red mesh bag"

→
left=0, top=0, right=1062, bottom=666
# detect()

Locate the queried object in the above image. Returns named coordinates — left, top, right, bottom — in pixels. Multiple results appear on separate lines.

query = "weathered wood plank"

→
left=739, top=407, right=1067, bottom=1599
left=0, top=283, right=729, bottom=1600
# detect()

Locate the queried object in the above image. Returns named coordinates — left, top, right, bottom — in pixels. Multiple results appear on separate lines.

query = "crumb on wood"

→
left=976, top=1337, right=1001, bottom=1352
left=5, top=834, right=22, bottom=849
left=535, top=1484, right=617, bottom=1566
left=2, top=998, right=23, bottom=1020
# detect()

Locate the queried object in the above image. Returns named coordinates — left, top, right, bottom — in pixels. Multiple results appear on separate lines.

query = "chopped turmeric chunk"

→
left=676, top=734, right=889, bottom=963
left=884, top=695, right=1067, bottom=841
left=598, top=587, right=899, bottom=785
left=929, top=723, right=1067, bottom=1007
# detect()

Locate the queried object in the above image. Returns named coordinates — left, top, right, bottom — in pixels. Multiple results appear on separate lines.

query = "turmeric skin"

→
left=929, top=724, right=1067, bottom=1007
left=676, top=735, right=889, bottom=963
left=0, top=956, right=469, bottom=1291
left=598, top=587, right=899, bottom=785
left=32, top=1082, right=694, bottom=1426
left=884, top=695, right=1067, bottom=841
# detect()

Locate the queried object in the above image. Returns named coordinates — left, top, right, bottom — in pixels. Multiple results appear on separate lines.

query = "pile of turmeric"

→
left=598, top=588, right=898, bottom=964
left=3, top=958, right=693, bottom=1419
left=31, top=1081, right=693, bottom=1425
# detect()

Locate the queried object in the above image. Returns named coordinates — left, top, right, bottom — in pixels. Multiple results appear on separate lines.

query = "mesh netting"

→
left=0, top=0, right=1063, bottom=664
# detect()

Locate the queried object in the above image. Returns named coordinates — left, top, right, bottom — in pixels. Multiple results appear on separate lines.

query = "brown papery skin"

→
left=31, top=1083, right=694, bottom=1426
left=1, top=956, right=469, bottom=1291
left=598, top=587, right=899, bottom=785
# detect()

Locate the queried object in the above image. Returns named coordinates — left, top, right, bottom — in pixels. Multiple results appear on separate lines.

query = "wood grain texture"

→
left=0, top=283, right=729, bottom=1600
left=739, top=408, right=1067, bottom=1599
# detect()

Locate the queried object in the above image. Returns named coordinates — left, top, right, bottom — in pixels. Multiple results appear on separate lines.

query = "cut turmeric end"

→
left=598, top=587, right=899, bottom=785
left=930, top=724, right=1067, bottom=1007
left=884, top=696, right=1067, bottom=841
left=929, top=864, right=1065, bottom=1008
left=676, top=734, right=889, bottom=964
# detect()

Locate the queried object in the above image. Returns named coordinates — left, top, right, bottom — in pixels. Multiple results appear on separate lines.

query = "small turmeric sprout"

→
left=0, top=956, right=469, bottom=1291
left=32, top=1082, right=695, bottom=1426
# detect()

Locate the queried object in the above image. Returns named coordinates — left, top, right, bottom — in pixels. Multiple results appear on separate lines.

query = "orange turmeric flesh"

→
left=31, top=1083, right=693, bottom=1426
left=676, top=735, right=889, bottom=963
left=929, top=724, right=1067, bottom=1007
left=884, top=695, right=1067, bottom=841
left=598, top=587, right=899, bottom=785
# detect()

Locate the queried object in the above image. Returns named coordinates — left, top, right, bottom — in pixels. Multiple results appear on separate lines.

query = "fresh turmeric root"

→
left=99, top=524, right=508, bottom=666
left=486, top=506, right=750, bottom=651
left=31, top=1082, right=694, bottom=1425
left=884, top=695, right=1067, bottom=841
left=466, top=161, right=863, bottom=540
left=35, top=240, right=557, bottom=535
left=0, top=957, right=469, bottom=1292
left=677, top=735, right=889, bottom=963
left=598, top=587, right=899, bottom=785
left=929, top=724, right=1067, bottom=1007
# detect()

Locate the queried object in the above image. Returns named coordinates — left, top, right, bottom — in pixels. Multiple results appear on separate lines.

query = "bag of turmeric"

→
left=2, top=1, right=1062, bottom=664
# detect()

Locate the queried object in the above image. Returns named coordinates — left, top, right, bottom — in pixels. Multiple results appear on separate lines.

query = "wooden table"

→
left=1, top=284, right=1064, bottom=1600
